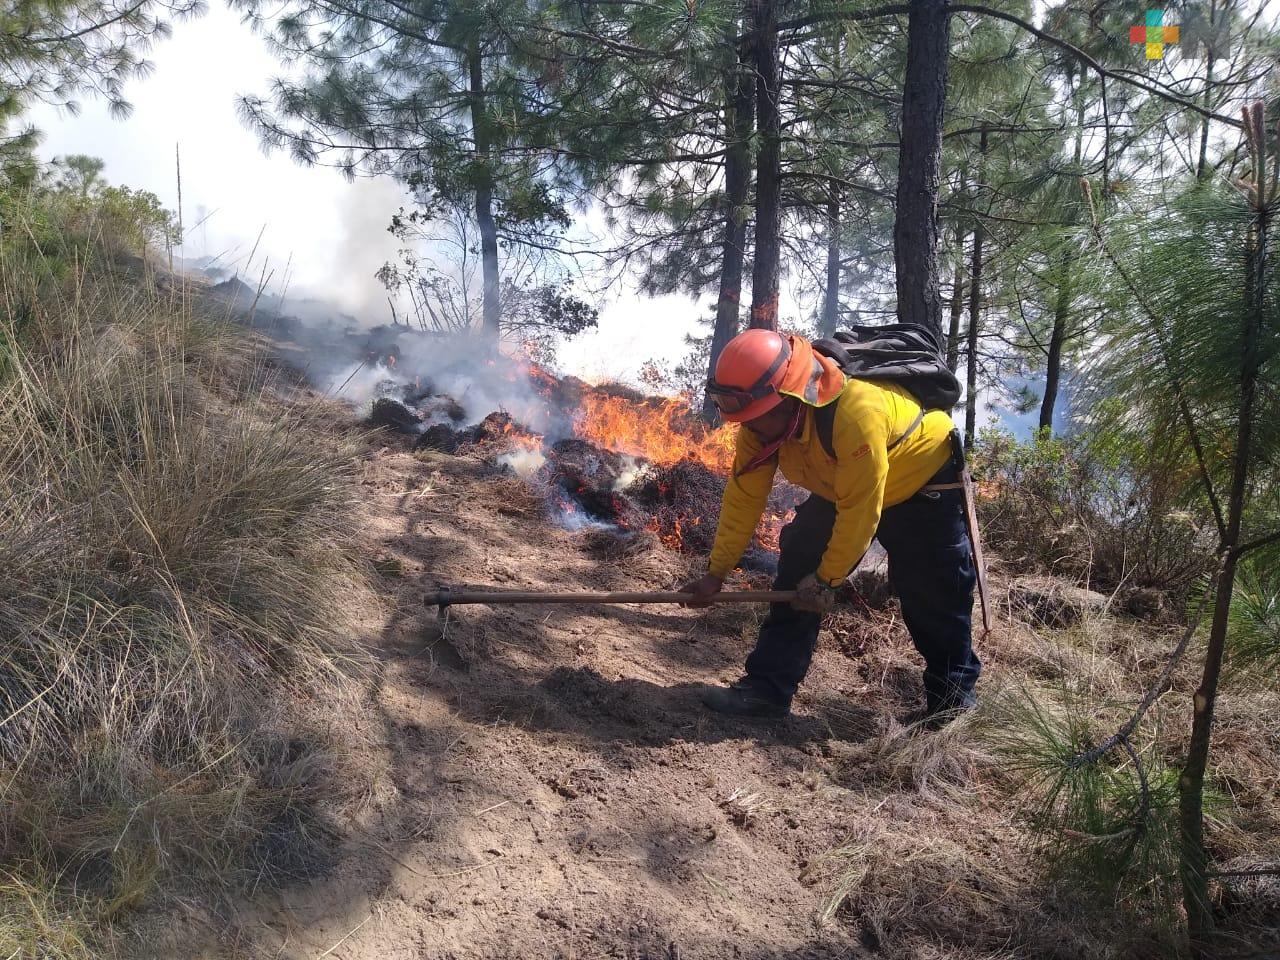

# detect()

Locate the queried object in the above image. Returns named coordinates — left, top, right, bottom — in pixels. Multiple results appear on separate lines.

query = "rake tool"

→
left=426, top=585, right=796, bottom=619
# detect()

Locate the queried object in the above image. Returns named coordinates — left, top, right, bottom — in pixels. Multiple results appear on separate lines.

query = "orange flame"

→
left=754, top=509, right=793, bottom=553
left=574, top=393, right=735, bottom=472
left=568, top=389, right=796, bottom=554
left=466, top=368, right=795, bottom=556
left=499, top=419, right=544, bottom=451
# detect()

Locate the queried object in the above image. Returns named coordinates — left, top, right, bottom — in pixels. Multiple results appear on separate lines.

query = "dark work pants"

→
left=743, top=462, right=981, bottom=711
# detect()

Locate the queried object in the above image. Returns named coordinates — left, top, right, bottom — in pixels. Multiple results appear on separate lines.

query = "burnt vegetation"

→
left=361, top=358, right=792, bottom=569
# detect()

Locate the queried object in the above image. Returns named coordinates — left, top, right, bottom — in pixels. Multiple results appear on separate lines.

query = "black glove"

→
left=792, top=573, right=836, bottom=614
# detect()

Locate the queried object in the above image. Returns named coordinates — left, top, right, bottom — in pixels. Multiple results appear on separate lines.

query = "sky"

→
left=28, top=4, right=708, bottom=384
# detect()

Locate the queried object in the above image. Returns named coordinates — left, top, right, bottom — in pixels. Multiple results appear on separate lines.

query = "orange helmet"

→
left=709, top=329, right=845, bottom=422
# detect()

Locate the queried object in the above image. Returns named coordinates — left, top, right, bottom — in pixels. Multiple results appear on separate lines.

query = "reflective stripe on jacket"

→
left=707, top=378, right=954, bottom=586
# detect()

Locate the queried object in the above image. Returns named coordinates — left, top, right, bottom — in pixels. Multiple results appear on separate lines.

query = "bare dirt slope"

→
left=208, top=415, right=1153, bottom=960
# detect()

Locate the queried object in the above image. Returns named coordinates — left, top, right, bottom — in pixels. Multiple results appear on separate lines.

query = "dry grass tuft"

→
left=0, top=196, right=366, bottom=952
left=808, top=811, right=1027, bottom=957
left=717, top=787, right=776, bottom=827
left=812, top=562, right=1279, bottom=958
left=842, top=706, right=993, bottom=797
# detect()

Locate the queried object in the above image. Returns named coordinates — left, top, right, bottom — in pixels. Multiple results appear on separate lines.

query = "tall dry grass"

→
left=0, top=195, right=361, bottom=956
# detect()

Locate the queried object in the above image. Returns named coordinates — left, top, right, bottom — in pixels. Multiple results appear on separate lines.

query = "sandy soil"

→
left=158, top=417, right=1277, bottom=960
left=169, top=415, right=1019, bottom=960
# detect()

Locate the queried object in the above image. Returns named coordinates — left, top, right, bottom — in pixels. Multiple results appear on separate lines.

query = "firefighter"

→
left=680, top=328, right=981, bottom=726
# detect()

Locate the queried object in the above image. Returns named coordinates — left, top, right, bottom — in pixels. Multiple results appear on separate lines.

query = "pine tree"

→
left=234, top=0, right=581, bottom=343
left=0, top=0, right=195, bottom=184
left=995, top=108, right=1280, bottom=958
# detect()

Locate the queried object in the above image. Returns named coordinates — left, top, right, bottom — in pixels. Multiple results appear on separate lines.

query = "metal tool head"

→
left=427, top=585, right=452, bottom=622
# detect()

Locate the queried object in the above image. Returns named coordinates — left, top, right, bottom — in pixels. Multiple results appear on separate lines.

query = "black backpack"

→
left=812, top=324, right=960, bottom=458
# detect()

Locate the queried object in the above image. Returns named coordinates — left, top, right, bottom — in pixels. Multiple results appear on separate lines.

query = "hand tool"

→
left=426, top=586, right=797, bottom=620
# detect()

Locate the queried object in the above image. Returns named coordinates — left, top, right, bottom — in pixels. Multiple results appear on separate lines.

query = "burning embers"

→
left=365, top=363, right=792, bottom=565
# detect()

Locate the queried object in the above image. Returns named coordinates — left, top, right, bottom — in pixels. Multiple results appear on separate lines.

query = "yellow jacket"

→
left=707, top=378, right=954, bottom=586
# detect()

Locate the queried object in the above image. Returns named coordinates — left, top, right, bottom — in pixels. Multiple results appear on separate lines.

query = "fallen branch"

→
left=1067, top=557, right=1221, bottom=770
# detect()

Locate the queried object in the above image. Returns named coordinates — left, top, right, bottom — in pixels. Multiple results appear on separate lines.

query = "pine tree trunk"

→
left=963, top=126, right=988, bottom=446
left=468, top=41, right=501, bottom=343
left=1039, top=249, right=1074, bottom=435
left=1040, top=104, right=1085, bottom=435
left=749, top=0, right=781, bottom=330
left=946, top=223, right=967, bottom=372
left=894, top=0, right=951, bottom=340
left=963, top=224, right=983, bottom=446
left=703, top=42, right=756, bottom=420
left=1197, top=0, right=1218, bottom=181
left=821, top=182, right=841, bottom=335
left=1178, top=197, right=1268, bottom=958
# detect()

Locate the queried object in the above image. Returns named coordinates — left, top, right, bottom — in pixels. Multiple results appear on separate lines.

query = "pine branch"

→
left=771, top=4, right=910, bottom=35
left=1234, top=528, right=1280, bottom=557
left=1210, top=866, right=1280, bottom=878
left=950, top=5, right=1243, bottom=128
left=1081, top=179, right=1229, bottom=540
left=26, top=0, right=153, bottom=44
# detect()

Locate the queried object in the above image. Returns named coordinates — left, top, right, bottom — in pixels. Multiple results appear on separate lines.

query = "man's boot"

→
left=701, top=678, right=789, bottom=719
left=901, top=689, right=977, bottom=731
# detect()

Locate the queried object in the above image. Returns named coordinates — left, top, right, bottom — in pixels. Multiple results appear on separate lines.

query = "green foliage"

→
left=72, top=182, right=182, bottom=253
left=1085, top=181, right=1280, bottom=555
left=0, top=0, right=198, bottom=114
left=49, top=154, right=104, bottom=197
left=1227, top=556, right=1280, bottom=679
left=972, top=427, right=1215, bottom=596
left=989, top=688, right=1187, bottom=940
left=0, top=160, right=180, bottom=297
left=0, top=0, right=199, bottom=191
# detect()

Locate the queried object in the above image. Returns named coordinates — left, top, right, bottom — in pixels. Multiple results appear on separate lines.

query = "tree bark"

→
left=963, top=125, right=988, bottom=447
left=1179, top=187, right=1267, bottom=959
left=821, top=181, right=841, bottom=335
left=703, top=41, right=757, bottom=420
left=894, top=0, right=951, bottom=340
left=963, top=225, right=983, bottom=445
left=749, top=0, right=781, bottom=330
left=468, top=41, right=501, bottom=343
left=946, top=249, right=965, bottom=371
left=1039, top=247, right=1074, bottom=435
left=1196, top=0, right=1218, bottom=181
left=946, top=217, right=967, bottom=371
left=1039, top=98, right=1086, bottom=435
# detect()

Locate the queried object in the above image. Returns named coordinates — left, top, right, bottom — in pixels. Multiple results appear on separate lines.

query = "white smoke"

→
left=392, top=334, right=566, bottom=436
left=613, top=455, right=649, bottom=492
left=496, top=446, right=547, bottom=478
left=326, top=177, right=412, bottom=324
left=326, top=361, right=398, bottom=407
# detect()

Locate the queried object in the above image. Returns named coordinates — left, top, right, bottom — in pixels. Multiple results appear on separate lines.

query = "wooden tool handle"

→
left=426, top=588, right=796, bottom=606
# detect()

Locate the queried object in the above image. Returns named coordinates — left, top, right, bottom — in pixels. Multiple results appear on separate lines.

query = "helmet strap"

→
left=735, top=399, right=804, bottom=477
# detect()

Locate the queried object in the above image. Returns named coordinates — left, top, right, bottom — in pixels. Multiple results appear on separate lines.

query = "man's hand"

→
left=679, top=573, right=723, bottom=608
left=792, top=573, right=836, bottom=614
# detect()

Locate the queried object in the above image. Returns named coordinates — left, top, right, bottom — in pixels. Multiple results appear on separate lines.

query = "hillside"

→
left=144, top=345, right=1278, bottom=960
left=2, top=230, right=1275, bottom=958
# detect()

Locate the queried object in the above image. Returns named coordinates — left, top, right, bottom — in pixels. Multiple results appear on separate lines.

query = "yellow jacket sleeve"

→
left=707, top=428, right=776, bottom=579
left=816, top=393, right=891, bottom=586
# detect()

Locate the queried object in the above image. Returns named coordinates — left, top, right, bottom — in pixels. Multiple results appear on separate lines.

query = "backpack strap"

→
left=815, top=395, right=927, bottom=460
left=815, top=397, right=840, bottom=460
left=889, top=409, right=927, bottom=451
